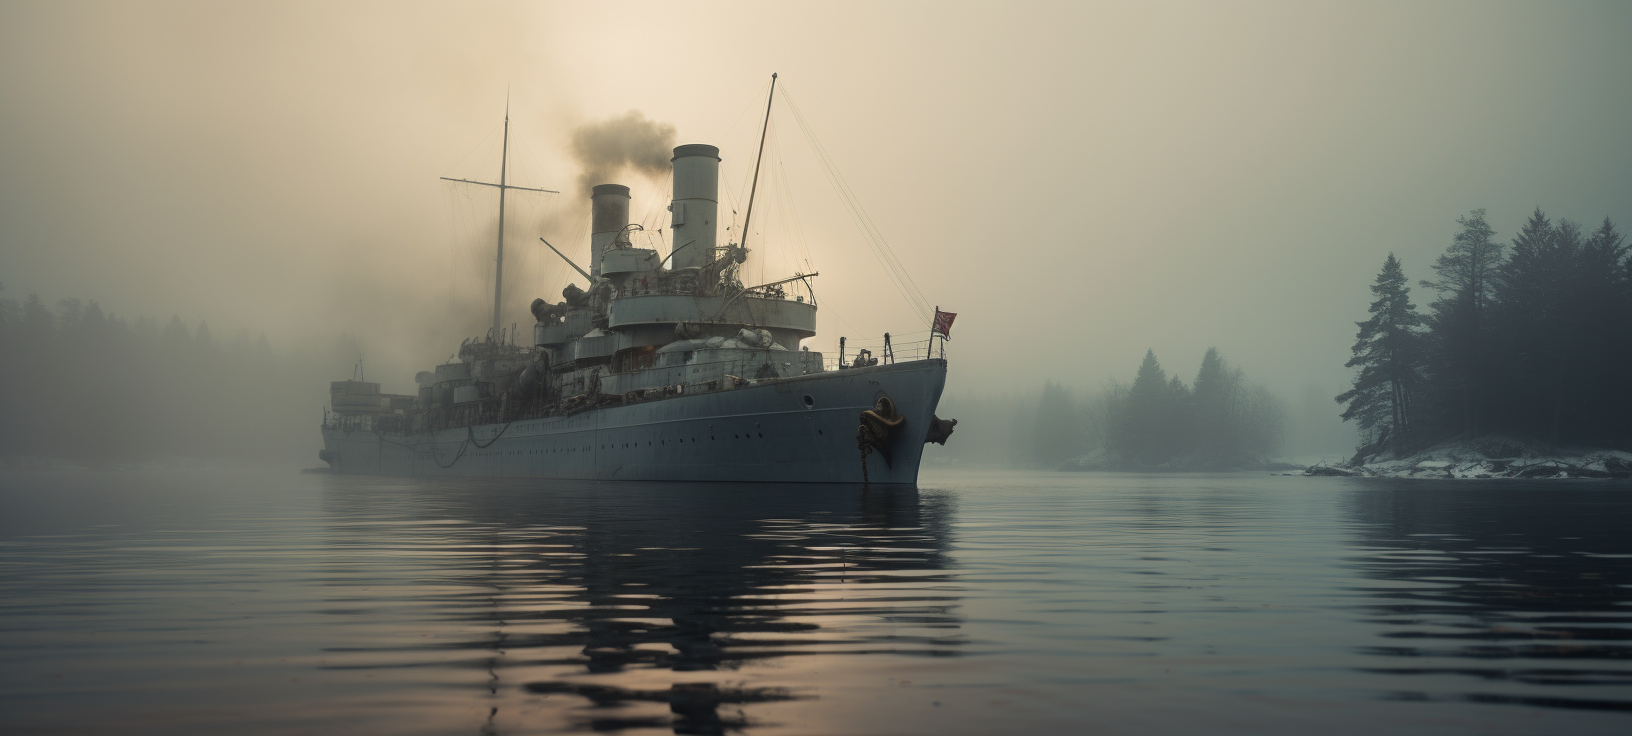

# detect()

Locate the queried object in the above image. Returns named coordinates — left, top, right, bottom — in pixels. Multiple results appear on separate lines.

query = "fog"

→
left=2, top=1, right=1629, bottom=466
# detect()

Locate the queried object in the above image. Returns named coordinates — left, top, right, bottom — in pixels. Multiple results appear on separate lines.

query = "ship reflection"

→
left=320, top=478, right=961, bottom=733
left=1343, top=481, right=1632, bottom=712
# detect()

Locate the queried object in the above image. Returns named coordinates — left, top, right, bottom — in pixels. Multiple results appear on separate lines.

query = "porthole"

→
left=802, top=394, right=815, bottom=408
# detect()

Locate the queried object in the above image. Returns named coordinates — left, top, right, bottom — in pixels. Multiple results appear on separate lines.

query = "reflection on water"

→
left=317, top=479, right=960, bottom=733
left=5, top=470, right=1632, bottom=735
left=1345, top=481, right=1632, bottom=712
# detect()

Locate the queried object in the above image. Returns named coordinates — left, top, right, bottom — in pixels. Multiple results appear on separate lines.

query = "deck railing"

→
left=325, top=329, right=944, bottom=435
left=820, top=329, right=943, bottom=371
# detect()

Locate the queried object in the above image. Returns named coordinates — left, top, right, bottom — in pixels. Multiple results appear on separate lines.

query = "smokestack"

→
left=669, top=144, right=719, bottom=271
left=589, top=183, right=630, bottom=278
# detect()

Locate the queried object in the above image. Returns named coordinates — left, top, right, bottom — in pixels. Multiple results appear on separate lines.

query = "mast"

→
left=739, top=73, right=777, bottom=251
left=493, top=105, right=510, bottom=340
left=440, top=100, right=558, bottom=343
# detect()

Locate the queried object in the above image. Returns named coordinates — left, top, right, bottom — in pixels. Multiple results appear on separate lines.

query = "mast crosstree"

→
left=441, top=102, right=559, bottom=341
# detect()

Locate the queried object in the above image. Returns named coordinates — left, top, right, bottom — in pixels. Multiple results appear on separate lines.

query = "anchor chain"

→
left=858, top=436, right=872, bottom=485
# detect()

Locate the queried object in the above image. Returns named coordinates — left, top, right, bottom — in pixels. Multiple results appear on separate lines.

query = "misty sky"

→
left=3, top=0, right=1629, bottom=409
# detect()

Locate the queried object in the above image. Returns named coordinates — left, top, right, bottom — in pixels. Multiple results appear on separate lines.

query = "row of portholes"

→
left=468, top=395, right=821, bottom=453
left=471, top=421, right=831, bottom=457
left=475, top=394, right=818, bottom=436
left=598, top=431, right=766, bottom=450
left=477, top=446, right=593, bottom=456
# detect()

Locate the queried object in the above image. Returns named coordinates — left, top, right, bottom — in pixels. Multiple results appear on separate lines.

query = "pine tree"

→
left=1113, top=350, right=1172, bottom=464
left=1580, top=220, right=1632, bottom=442
left=22, top=294, right=53, bottom=341
left=1191, top=347, right=1233, bottom=458
left=1337, top=254, right=1425, bottom=456
left=162, top=315, right=190, bottom=345
left=1490, top=210, right=1588, bottom=443
left=1423, top=209, right=1503, bottom=311
left=1420, top=209, right=1503, bottom=439
left=1165, top=374, right=1192, bottom=457
left=1577, top=219, right=1630, bottom=436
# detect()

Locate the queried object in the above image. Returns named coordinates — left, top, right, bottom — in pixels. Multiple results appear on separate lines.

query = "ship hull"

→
left=321, top=359, right=947, bottom=486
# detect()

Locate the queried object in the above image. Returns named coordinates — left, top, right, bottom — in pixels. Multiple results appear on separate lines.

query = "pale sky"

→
left=3, top=0, right=1628, bottom=406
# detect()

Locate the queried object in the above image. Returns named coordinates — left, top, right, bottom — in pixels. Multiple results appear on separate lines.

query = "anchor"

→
left=857, top=395, right=905, bottom=468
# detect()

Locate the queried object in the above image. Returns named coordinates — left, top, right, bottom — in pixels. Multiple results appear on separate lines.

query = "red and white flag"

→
left=932, top=308, right=957, bottom=340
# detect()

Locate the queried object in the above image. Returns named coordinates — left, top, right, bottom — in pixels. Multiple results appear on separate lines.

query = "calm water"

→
left=2, top=469, right=1630, bottom=735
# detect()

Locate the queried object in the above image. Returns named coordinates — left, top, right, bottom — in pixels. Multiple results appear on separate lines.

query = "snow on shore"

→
left=1303, top=437, right=1632, bottom=479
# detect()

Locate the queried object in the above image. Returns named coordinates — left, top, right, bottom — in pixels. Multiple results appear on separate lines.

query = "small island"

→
left=1314, top=208, right=1631, bottom=479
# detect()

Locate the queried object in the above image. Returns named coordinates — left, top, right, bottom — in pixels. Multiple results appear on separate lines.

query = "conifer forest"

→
left=1338, top=208, right=1631, bottom=459
left=0, top=293, right=349, bottom=465
left=938, top=348, right=1291, bottom=471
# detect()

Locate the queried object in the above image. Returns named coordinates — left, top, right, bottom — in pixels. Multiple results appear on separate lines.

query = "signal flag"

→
left=932, top=308, right=957, bottom=340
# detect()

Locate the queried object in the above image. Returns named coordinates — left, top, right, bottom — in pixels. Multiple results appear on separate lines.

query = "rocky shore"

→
left=1303, top=437, right=1632, bottom=479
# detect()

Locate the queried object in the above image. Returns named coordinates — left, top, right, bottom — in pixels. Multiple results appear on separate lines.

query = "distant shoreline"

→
left=1058, top=450, right=1304, bottom=473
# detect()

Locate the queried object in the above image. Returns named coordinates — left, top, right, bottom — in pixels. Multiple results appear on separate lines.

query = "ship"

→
left=318, top=77, right=956, bottom=486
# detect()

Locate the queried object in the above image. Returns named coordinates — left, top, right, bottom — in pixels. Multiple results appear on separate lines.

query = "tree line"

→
left=1102, top=348, right=1285, bottom=468
left=935, top=348, right=1289, bottom=470
left=0, top=291, right=343, bottom=466
left=1339, top=208, right=1631, bottom=458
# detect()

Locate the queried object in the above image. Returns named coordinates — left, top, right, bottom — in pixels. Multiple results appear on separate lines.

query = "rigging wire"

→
left=442, top=182, right=465, bottom=315
left=773, top=127, right=817, bottom=275
left=763, top=121, right=798, bottom=282
left=788, top=92, right=931, bottom=319
left=441, top=119, right=506, bottom=179
left=717, top=78, right=772, bottom=201
left=780, top=85, right=935, bottom=322
left=715, top=78, right=772, bottom=148
left=444, top=184, right=496, bottom=317
left=637, top=169, right=674, bottom=238
left=709, top=78, right=775, bottom=247
left=720, top=166, right=743, bottom=244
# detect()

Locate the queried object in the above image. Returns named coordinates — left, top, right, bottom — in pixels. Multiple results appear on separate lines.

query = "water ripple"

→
left=3, top=470, right=1631, bottom=734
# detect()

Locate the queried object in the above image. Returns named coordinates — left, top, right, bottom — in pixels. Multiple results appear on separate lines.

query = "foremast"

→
left=440, top=101, right=559, bottom=341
